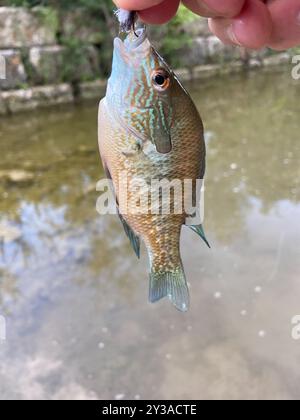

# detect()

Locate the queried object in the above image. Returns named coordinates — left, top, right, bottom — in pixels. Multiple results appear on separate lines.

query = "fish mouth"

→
left=114, top=27, right=148, bottom=55
left=125, top=28, right=147, bottom=50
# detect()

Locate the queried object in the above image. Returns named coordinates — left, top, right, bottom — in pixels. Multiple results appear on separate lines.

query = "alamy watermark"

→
left=291, top=315, right=300, bottom=340
left=291, top=55, right=300, bottom=80
left=96, top=171, right=205, bottom=225
left=0, top=315, right=6, bottom=342
left=0, top=54, right=6, bottom=80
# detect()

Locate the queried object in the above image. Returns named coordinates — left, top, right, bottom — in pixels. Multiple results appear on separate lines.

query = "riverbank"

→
left=0, top=52, right=291, bottom=116
left=0, top=6, right=293, bottom=116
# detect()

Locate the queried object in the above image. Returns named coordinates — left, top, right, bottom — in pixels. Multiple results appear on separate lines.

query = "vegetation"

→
left=3, top=0, right=107, bottom=10
left=151, top=5, right=198, bottom=66
left=2, top=1, right=198, bottom=75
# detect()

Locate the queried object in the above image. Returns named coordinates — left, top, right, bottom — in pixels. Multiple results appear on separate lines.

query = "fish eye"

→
left=155, top=74, right=165, bottom=86
left=152, top=69, right=170, bottom=91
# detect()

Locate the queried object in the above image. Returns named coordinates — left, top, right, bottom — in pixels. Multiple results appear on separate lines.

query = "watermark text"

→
left=292, top=315, right=300, bottom=340
left=0, top=54, right=6, bottom=80
left=291, top=55, right=300, bottom=80
left=0, top=315, right=6, bottom=341
left=96, top=172, right=205, bottom=225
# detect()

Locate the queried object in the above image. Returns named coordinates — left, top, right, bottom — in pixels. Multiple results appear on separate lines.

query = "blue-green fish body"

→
left=98, top=28, right=207, bottom=311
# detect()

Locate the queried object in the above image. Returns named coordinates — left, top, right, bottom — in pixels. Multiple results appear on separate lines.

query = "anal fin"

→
left=118, top=212, right=140, bottom=259
left=102, top=163, right=141, bottom=259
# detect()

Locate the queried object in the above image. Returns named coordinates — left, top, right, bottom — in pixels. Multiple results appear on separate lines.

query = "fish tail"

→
left=149, top=265, right=189, bottom=312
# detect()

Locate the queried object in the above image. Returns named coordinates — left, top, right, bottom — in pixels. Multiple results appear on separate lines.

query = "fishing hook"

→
left=115, top=9, right=138, bottom=35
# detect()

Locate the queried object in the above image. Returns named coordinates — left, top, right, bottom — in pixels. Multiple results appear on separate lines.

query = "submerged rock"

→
left=0, top=222, right=22, bottom=243
left=0, top=169, right=34, bottom=184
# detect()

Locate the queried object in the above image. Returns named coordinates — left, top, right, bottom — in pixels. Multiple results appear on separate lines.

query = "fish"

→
left=98, top=17, right=208, bottom=312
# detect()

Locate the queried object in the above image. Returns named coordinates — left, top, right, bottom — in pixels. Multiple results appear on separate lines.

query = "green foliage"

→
left=3, top=0, right=113, bottom=12
left=4, top=0, right=115, bottom=77
left=33, top=6, right=59, bottom=33
left=60, top=38, right=94, bottom=83
left=151, top=5, right=198, bottom=67
left=3, top=1, right=198, bottom=79
left=3, top=0, right=45, bottom=6
left=290, top=47, right=300, bottom=56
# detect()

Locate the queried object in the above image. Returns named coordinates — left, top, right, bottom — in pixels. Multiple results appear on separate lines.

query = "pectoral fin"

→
left=123, top=100, right=173, bottom=154
left=153, top=132, right=172, bottom=154
left=151, top=100, right=173, bottom=154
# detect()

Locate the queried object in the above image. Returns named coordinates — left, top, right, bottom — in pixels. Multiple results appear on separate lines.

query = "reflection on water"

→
left=0, top=70, right=299, bottom=400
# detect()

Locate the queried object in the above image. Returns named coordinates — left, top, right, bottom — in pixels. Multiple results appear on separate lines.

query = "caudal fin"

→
left=149, top=268, right=189, bottom=312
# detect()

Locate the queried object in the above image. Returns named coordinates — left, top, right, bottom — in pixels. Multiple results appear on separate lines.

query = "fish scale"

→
left=98, top=26, right=207, bottom=311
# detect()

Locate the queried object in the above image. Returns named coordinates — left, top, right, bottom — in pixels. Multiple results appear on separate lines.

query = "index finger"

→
left=114, top=0, right=164, bottom=10
left=139, top=0, right=180, bottom=24
left=267, top=0, right=300, bottom=50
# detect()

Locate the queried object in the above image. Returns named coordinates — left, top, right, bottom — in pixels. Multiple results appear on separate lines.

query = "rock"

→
left=178, top=35, right=239, bottom=68
left=191, top=38, right=209, bottom=65
left=0, top=222, right=22, bottom=243
left=150, top=17, right=210, bottom=54
left=176, top=64, right=219, bottom=82
left=0, top=7, right=57, bottom=48
left=182, top=17, right=210, bottom=37
left=61, top=9, right=105, bottom=44
left=0, top=93, right=7, bottom=115
left=77, top=45, right=101, bottom=82
left=79, top=79, right=107, bottom=100
left=0, top=49, right=27, bottom=90
left=29, top=45, right=64, bottom=85
left=179, top=62, right=243, bottom=82
left=249, top=58, right=263, bottom=69
left=174, top=68, right=191, bottom=82
left=206, top=36, right=225, bottom=58
left=63, top=45, right=101, bottom=83
left=28, top=45, right=101, bottom=85
left=177, top=38, right=208, bottom=68
left=206, top=36, right=239, bottom=62
left=0, top=169, right=34, bottom=183
left=82, top=183, right=97, bottom=195
left=192, top=64, right=220, bottom=80
left=2, top=84, right=74, bottom=114
left=0, top=51, right=5, bottom=79
left=264, top=53, right=291, bottom=67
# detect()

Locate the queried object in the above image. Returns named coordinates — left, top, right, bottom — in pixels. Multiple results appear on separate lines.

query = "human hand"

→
left=114, top=0, right=300, bottom=50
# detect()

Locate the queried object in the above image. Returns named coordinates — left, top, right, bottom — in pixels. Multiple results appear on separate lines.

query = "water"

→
left=0, top=70, right=300, bottom=400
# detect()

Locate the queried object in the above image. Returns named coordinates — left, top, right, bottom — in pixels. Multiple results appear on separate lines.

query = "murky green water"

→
left=0, top=70, right=300, bottom=400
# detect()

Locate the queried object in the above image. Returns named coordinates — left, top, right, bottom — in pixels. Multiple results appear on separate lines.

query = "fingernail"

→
left=227, top=25, right=242, bottom=46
